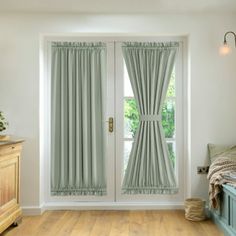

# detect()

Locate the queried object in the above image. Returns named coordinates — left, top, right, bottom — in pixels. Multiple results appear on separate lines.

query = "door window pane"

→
left=162, top=99, right=175, bottom=138
left=167, top=142, right=176, bottom=167
left=123, top=66, right=176, bottom=170
left=124, top=64, right=134, bottom=97
left=166, top=69, right=175, bottom=97
left=124, top=141, right=133, bottom=173
left=124, top=98, right=139, bottom=138
left=124, top=98, right=176, bottom=139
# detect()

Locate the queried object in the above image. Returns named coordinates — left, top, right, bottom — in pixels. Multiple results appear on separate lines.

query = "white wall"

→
left=0, top=13, right=236, bottom=209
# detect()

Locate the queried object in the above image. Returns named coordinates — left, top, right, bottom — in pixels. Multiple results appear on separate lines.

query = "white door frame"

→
left=40, top=35, right=188, bottom=208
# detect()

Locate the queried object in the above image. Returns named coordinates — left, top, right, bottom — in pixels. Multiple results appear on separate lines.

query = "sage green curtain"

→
left=122, top=42, right=179, bottom=194
left=51, top=42, right=106, bottom=196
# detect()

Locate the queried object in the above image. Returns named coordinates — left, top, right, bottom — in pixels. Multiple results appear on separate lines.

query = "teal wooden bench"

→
left=210, top=184, right=236, bottom=236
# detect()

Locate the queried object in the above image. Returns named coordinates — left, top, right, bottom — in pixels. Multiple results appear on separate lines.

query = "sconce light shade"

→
left=220, top=31, right=236, bottom=56
left=219, top=43, right=231, bottom=55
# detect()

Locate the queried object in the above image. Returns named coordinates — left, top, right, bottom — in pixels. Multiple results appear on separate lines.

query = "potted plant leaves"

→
left=0, top=111, right=9, bottom=141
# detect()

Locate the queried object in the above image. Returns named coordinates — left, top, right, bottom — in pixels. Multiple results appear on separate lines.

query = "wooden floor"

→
left=2, top=210, right=223, bottom=236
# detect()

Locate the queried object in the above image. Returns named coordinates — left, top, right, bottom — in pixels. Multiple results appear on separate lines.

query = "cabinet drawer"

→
left=0, top=143, right=22, bottom=157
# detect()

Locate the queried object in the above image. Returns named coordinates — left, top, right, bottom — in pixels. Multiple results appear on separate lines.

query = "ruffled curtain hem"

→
left=51, top=188, right=107, bottom=196
left=122, top=187, right=178, bottom=195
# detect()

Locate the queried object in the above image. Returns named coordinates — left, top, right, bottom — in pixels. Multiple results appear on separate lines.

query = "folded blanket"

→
left=207, top=156, right=236, bottom=209
left=222, top=171, right=236, bottom=181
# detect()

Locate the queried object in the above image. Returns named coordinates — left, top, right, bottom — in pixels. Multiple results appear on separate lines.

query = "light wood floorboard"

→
left=2, top=210, right=223, bottom=236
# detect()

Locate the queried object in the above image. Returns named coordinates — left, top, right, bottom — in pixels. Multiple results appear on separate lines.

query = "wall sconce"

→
left=219, top=31, right=236, bottom=55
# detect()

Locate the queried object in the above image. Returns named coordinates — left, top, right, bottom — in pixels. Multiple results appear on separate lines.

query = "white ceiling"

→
left=0, top=0, right=236, bottom=13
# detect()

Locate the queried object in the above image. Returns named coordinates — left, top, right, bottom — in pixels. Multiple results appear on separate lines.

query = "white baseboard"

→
left=44, top=202, right=184, bottom=211
left=22, top=202, right=184, bottom=215
left=22, top=204, right=45, bottom=216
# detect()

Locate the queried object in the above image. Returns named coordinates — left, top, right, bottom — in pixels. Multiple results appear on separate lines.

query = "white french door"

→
left=115, top=41, right=185, bottom=203
left=43, top=36, right=185, bottom=204
left=43, top=40, right=115, bottom=203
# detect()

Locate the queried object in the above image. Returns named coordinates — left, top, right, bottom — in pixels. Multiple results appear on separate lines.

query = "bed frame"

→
left=210, top=184, right=236, bottom=236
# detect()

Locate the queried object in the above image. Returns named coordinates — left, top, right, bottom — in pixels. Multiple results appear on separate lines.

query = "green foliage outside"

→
left=166, top=71, right=175, bottom=97
left=161, top=100, right=175, bottom=138
left=124, top=73, right=176, bottom=166
left=124, top=99, right=140, bottom=137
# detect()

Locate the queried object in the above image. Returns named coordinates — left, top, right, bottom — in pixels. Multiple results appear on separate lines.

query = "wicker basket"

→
left=185, top=198, right=206, bottom=221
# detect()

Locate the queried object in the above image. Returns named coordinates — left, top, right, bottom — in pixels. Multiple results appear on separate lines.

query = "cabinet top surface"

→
left=0, top=139, right=24, bottom=147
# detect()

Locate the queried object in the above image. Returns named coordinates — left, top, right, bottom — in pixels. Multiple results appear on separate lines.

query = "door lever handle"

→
left=108, top=117, right=113, bottom=133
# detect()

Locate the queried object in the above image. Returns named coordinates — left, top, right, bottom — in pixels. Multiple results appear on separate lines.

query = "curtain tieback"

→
left=140, top=114, right=161, bottom=121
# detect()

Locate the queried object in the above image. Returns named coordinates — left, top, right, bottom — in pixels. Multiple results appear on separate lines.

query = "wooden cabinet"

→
left=0, top=140, right=24, bottom=234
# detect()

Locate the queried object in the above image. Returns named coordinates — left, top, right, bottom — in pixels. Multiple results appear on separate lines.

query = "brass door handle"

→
left=108, top=117, right=113, bottom=133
